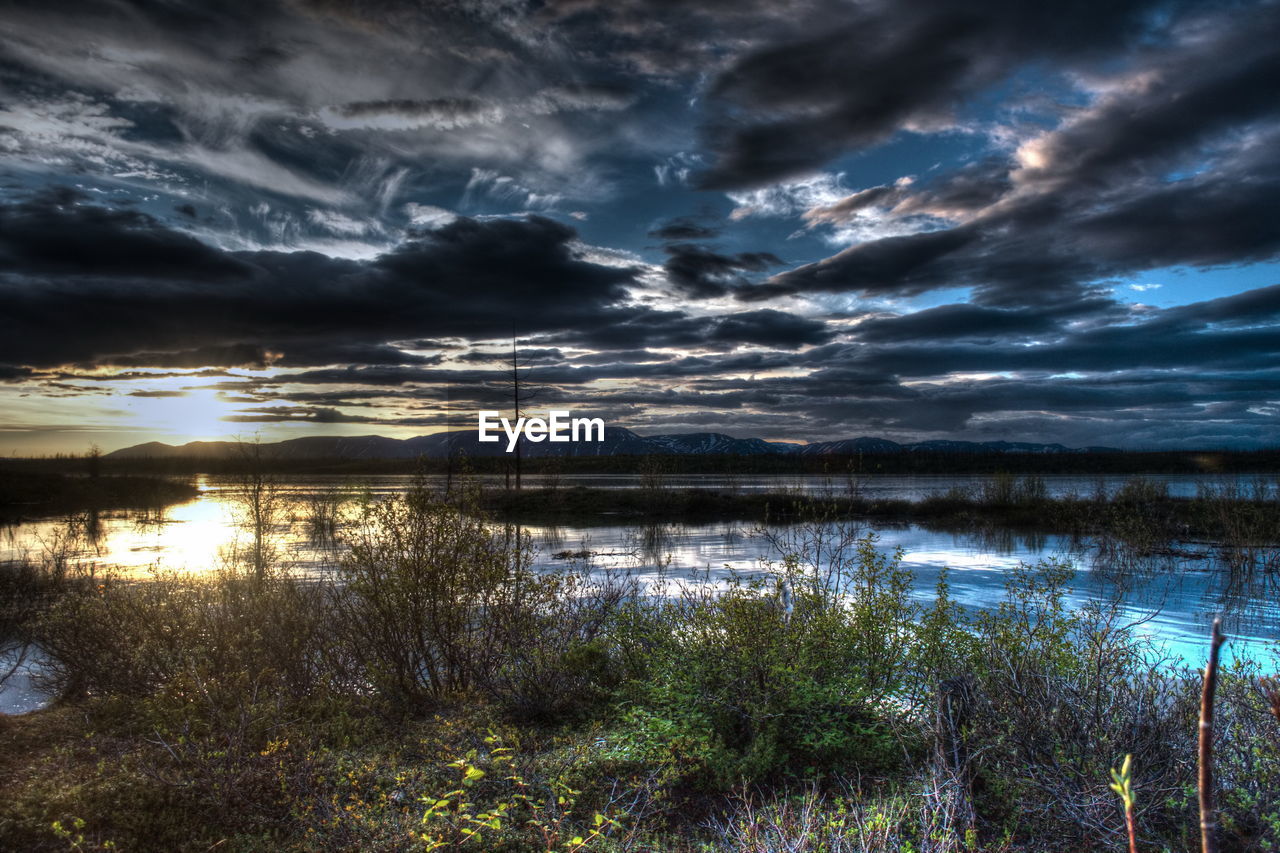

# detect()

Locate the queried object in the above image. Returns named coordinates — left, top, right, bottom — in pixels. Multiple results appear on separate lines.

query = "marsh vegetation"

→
left=0, top=468, right=1278, bottom=851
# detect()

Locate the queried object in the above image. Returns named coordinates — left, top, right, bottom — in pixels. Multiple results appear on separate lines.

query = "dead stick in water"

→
left=1199, top=617, right=1225, bottom=853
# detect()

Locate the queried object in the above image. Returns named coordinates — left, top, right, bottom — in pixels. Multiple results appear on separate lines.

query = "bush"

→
left=961, top=561, right=1201, bottom=849
left=610, top=531, right=931, bottom=788
left=21, top=565, right=348, bottom=848
left=1213, top=657, right=1280, bottom=852
left=335, top=484, right=548, bottom=707
left=1, top=557, right=88, bottom=693
left=481, top=563, right=634, bottom=723
left=35, top=566, right=334, bottom=709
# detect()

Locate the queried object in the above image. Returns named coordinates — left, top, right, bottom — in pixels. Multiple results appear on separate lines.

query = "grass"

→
left=1, top=478, right=1278, bottom=851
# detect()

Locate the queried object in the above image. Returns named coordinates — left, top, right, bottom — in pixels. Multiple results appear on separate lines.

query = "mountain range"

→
left=105, top=429, right=1117, bottom=460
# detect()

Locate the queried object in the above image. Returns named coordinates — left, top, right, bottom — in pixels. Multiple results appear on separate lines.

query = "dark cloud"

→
left=698, top=0, right=1173, bottom=188
left=457, top=347, right=565, bottom=364
left=744, top=227, right=980, bottom=302
left=662, top=243, right=782, bottom=298
left=101, top=344, right=273, bottom=369
left=0, top=194, right=836, bottom=383
left=749, top=142, right=1280, bottom=309
left=371, top=216, right=637, bottom=333
left=0, top=189, right=250, bottom=280
left=1, top=0, right=1279, bottom=450
left=648, top=217, right=721, bottom=240
left=220, top=406, right=445, bottom=426
left=567, top=349, right=672, bottom=365
left=708, top=309, right=830, bottom=347
left=0, top=201, right=639, bottom=367
left=127, top=390, right=188, bottom=398
left=52, top=369, right=236, bottom=383
left=270, top=344, right=442, bottom=368
left=1069, top=160, right=1280, bottom=272
left=749, top=6, right=1280, bottom=310
left=543, top=307, right=831, bottom=351
left=1156, top=283, right=1280, bottom=331
left=851, top=299, right=1118, bottom=344
left=840, top=286, right=1280, bottom=379
left=1014, top=11, right=1280, bottom=191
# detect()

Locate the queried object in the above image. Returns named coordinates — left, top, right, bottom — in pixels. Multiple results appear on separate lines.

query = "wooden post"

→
left=1199, top=618, right=1225, bottom=853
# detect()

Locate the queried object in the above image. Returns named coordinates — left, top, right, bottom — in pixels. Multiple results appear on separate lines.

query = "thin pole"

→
left=512, top=332, right=521, bottom=491
left=445, top=382, right=453, bottom=496
left=1199, top=617, right=1225, bottom=853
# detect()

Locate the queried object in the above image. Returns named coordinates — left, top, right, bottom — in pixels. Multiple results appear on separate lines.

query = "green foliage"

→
left=7, top=480, right=1280, bottom=852
left=1109, top=754, right=1135, bottom=811
left=609, top=531, right=928, bottom=788
left=419, top=733, right=625, bottom=852
left=50, top=815, right=116, bottom=851
left=481, top=566, right=630, bottom=722
left=1211, top=658, right=1280, bottom=852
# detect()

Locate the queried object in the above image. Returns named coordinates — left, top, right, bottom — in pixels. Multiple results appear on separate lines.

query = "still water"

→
left=2, top=473, right=1277, bottom=713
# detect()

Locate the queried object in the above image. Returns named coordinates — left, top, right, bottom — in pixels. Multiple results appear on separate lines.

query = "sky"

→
left=1, top=0, right=1278, bottom=454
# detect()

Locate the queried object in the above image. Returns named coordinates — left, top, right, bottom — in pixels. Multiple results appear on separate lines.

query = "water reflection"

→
left=0, top=644, right=48, bottom=715
left=0, top=474, right=1276, bottom=665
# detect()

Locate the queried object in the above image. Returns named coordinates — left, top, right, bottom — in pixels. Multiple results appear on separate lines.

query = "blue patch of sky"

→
left=1114, top=263, right=1280, bottom=307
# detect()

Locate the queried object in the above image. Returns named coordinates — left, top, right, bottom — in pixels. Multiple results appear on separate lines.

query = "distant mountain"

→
left=406, top=426, right=656, bottom=458
left=646, top=432, right=782, bottom=456
left=902, top=440, right=977, bottom=452
left=794, top=437, right=905, bottom=455
left=106, top=429, right=1115, bottom=460
left=106, top=436, right=422, bottom=460
left=904, top=439, right=1070, bottom=454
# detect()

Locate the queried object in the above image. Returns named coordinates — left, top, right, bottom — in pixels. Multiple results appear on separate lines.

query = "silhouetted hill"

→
left=795, top=437, right=905, bottom=455
left=105, top=429, right=1114, bottom=460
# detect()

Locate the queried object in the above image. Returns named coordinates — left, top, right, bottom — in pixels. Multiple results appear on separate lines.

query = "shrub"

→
left=334, top=485, right=534, bottom=705
left=611, top=532, right=929, bottom=788
left=481, top=563, right=634, bottom=723
left=1212, top=656, right=1280, bottom=852
left=35, top=566, right=334, bottom=708
left=1, top=556, right=91, bottom=693
left=962, top=561, right=1200, bottom=849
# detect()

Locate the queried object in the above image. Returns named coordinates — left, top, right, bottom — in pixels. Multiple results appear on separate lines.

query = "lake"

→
left=2, top=473, right=1277, bottom=714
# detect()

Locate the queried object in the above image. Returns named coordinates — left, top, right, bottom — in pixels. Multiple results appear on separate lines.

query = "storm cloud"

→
left=0, top=0, right=1278, bottom=451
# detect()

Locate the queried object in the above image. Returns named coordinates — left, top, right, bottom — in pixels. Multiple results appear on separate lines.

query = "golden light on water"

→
left=0, top=487, right=242, bottom=576
left=0, top=475, right=335, bottom=577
